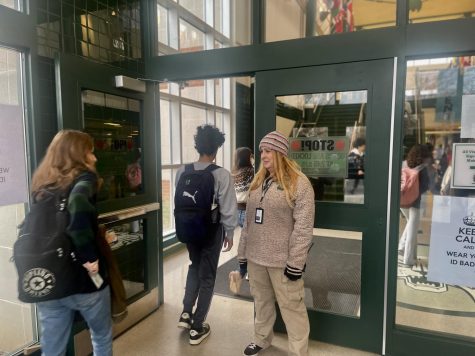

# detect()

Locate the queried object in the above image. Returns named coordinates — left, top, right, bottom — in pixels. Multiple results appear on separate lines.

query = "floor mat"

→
left=214, top=236, right=362, bottom=317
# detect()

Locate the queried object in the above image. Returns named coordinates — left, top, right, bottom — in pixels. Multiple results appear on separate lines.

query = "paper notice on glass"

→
left=460, top=94, right=475, bottom=138
left=427, top=196, right=475, bottom=288
left=0, top=104, right=28, bottom=206
left=451, top=143, right=475, bottom=189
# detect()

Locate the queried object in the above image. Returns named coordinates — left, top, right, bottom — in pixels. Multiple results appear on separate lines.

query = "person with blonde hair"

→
left=238, top=131, right=315, bottom=356
left=32, top=130, right=112, bottom=355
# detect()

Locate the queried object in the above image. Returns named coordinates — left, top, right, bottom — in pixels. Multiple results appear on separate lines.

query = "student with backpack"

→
left=174, top=124, right=237, bottom=345
left=14, top=130, right=112, bottom=355
left=398, top=144, right=431, bottom=268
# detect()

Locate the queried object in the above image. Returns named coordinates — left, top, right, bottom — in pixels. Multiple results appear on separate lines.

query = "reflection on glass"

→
left=107, top=219, right=145, bottom=299
left=161, top=169, right=173, bottom=233
left=265, top=0, right=395, bottom=43
left=275, top=91, right=367, bottom=204
left=409, top=1, right=475, bottom=24
left=215, top=111, right=224, bottom=166
left=160, top=99, right=171, bottom=165
left=179, top=19, right=204, bottom=52
left=181, top=104, right=206, bottom=162
left=0, top=0, right=21, bottom=11
left=304, top=228, right=361, bottom=317
left=215, top=0, right=223, bottom=33
left=265, top=0, right=305, bottom=42
left=0, top=47, right=21, bottom=105
left=181, top=79, right=205, bottom=102
left=215, top=78, right=223, bottom=107
left=179, top=0, right=204, bottom=21
left=82, top=90, right=143, bottom=202
left=396, top=55, right=475, bottom=340
left=157, top=4, right=169, bottom=46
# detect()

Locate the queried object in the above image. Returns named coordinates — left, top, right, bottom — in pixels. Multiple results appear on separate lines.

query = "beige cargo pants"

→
left=248, top=261, right=310, bottom=356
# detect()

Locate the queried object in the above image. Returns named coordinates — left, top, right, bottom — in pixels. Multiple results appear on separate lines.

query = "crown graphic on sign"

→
left=463, top=213, right=475, bottom=226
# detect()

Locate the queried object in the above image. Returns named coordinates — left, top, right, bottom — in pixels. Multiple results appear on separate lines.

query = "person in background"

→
left=33, top=130, right=112, bottom=355
left=233, top=147, right=254, bottom=229
left=398, top=144, right=431, bottom=268
left=125, top=147, right=142, bottom=193
left=238, top=131, right=315, bottom=356
left=347, top=137, right=366, bottom=194
left=229, top=147, right=254, bottom=293
left=175, top=125, right=237, bottom=345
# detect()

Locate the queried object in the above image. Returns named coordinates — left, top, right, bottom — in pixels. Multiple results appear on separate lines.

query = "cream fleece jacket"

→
left=237, top=175, right=315, bottom=271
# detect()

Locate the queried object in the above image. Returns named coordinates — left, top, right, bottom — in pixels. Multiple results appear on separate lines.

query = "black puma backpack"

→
left=174, top=164, right=220, bottom=244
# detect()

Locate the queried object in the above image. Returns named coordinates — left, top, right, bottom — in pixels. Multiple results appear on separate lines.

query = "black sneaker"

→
left=189, top=322, right=211, bottom=345
left=243, top=343, right=263, bottom=355
left=177, top=312, right=192, bottom=329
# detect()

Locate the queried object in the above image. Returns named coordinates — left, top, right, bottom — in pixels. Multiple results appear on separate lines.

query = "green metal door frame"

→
left=255, top=58, right=395, bottom=353
left=55, top=53, right=163, bottom=305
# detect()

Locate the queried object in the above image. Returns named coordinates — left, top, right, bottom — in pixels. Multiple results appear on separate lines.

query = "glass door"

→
left=0, top=46, right=36, bottom=354
left=254, top=59, right=395, bottom=353
left=54, top=54, right=161, bottom=352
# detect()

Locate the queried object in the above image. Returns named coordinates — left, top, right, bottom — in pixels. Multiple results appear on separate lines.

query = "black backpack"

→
left=12, top=188, right=81, bottom=303
left=174, top=164, right=220, bottom=244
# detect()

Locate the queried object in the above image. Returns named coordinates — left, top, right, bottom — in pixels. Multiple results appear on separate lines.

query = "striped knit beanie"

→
left=259, top=131, right=289, bottom=156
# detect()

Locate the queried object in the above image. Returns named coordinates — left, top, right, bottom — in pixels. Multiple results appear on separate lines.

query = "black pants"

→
left=182, top=225, right=223, bottom=327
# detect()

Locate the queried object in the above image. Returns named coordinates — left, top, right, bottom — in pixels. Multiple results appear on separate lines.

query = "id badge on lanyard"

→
left=255, top=208, right=264, bottom=224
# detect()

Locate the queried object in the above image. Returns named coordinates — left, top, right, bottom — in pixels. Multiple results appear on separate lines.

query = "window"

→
left=37, top=0, right=143, bottom=72
left=159, top=77, right=239, bottom=236
left=0, top=0, right=22, bottom=11
left=156, top=0, right=250, bottom=55
left=265, top=0, right=396, bottom=43
left=275, top=91, right=367, bottom=204
left=81, top=90, right=144, bottom=202
left=157, top=4, right=169, bottom=47
left=408, top=1, right=475, bottom=24
left=0, top=46, right=34, bottom=355
left=181, top=104, right=207, bottom=162
left=179, top=0, right=204, bottom=21
left=396, top=55, right=475, bottom=340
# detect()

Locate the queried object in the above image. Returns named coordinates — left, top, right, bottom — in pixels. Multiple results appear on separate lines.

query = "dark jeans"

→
left=183, top=225, right=224, bottom=328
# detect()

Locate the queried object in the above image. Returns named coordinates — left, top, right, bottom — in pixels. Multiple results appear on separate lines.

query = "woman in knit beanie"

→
left=238, top=131, right=315, bottom=356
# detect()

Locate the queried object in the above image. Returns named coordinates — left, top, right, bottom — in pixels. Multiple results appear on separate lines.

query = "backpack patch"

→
left=174, top=164, right=220, bottom=244
left=400, top=167, right=420, bottom=208
left=12, top=189, right=80, bottom=303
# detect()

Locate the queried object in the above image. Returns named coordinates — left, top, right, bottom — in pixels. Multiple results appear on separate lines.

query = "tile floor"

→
left=113, top=235, right=378, bottom=356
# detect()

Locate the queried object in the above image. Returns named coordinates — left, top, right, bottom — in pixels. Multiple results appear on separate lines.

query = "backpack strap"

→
left=184, top=163, right=219, bottom=173
left=204, top=164, right=219, bottom=173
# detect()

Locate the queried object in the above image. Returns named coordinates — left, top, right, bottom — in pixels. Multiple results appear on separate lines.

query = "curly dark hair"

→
left=406, top=144, right=430, bottom=168
left=194, top=124, right=225, bottom=156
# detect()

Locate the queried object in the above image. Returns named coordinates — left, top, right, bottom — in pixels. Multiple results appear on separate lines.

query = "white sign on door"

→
left=0, top=104, right=28, bottom=206
left=452, top=143, right=475, bottom=189
left=427, top=196, right=475, bottom=288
